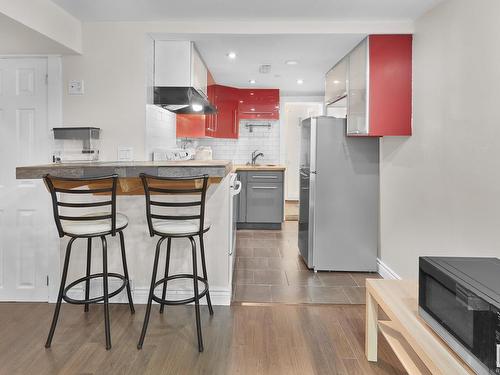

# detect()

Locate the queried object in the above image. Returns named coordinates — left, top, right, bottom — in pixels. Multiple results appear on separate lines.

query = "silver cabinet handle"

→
left=252, top=175, right=278, bottom=179
left=251, top=186, right=278, bottom=189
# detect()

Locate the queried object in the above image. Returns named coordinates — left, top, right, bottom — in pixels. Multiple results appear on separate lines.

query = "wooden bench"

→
left=365, top=279, right=476, bottom=375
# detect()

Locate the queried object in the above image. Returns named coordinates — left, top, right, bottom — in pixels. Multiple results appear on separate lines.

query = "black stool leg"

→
left=45, top=237, right=76, bottom=348
left=189, top=236, right=203, bottom=352
left=119, top=231, right=135, bottom=314
left=159, top=237, right=171, bottom=314
left=101, top=236, right=112, bottom=350
left=199, top=235, right=213, bottom=316
left=84, top=238, right=92, bottom=312
left=137, top=236, right=165, bottom=349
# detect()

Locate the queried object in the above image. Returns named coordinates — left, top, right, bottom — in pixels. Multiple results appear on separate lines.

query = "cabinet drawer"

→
left=246, top=182, right=283, bottom=223
left=247, top=171, right=283, bottom=183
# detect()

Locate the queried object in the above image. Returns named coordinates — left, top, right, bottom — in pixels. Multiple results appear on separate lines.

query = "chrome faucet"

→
left=251, top=150, right=264, bottom=165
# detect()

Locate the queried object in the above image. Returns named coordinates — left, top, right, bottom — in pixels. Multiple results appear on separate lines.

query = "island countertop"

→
left=16, top=160, right=233, bottom=180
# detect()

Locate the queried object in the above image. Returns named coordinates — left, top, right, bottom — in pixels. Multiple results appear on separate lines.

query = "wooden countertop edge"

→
left=15, top=160, right=234, bottom=180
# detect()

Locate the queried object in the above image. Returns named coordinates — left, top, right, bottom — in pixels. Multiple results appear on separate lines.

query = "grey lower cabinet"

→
left=237, top=170, right=284, bottom=229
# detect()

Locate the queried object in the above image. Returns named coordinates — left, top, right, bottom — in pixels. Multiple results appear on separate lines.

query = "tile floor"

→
left=232, top=221, right=381, bottom=304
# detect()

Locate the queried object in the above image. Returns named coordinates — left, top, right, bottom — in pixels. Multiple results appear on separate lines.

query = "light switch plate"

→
left=117, top=147, right=134, bottom=161
left=68, top=80, right=84, bottom=95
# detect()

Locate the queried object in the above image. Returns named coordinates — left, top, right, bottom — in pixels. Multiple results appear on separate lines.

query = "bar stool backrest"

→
left=43, top=174, right=118, bottom=238
left=139, top=173, right=209, bottom=237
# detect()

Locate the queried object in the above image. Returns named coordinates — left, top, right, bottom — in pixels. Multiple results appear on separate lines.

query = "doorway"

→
left=0, top=57, right=52, bottom=301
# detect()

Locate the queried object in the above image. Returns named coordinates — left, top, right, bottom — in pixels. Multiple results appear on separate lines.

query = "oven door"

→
left=419, top=264, right=497, bottom=374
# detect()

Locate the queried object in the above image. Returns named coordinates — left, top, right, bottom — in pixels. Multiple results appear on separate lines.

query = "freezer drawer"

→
left=245, top=182, right=284, bottom=223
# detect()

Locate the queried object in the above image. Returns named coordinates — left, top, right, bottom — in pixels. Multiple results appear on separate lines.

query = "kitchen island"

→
left=16, top=160, right=235, bottom=305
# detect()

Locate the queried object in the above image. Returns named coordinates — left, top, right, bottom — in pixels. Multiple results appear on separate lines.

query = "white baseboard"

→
left=377, top=258, right=401, bottom=280
left=61, top=281, right=232, bottom=306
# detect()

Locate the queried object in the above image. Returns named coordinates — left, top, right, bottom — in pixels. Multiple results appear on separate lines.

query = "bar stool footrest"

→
left=152, top=274, right=209, bottom=305
left=62, top=273, right=128, bottom=305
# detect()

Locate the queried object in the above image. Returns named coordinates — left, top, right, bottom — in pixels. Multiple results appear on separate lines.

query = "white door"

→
left=0, top=58, right=51, bottom=301
left=284, top=103, right=323, bottom=200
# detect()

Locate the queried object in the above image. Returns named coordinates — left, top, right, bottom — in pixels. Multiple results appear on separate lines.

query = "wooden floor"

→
left=285, top=200, right=299, bottom=221
left=0, top=302, right=405, bottom=375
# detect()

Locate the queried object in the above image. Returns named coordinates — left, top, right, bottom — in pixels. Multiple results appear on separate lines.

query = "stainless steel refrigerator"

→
left=298, top=116, right=379, bottom=271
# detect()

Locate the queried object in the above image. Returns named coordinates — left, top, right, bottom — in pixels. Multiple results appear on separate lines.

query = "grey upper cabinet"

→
left=325, top=57, right=348, bottom=106
left=346, top=38, right=368, bottom=135
left=237, top=170, right=284, bottom=226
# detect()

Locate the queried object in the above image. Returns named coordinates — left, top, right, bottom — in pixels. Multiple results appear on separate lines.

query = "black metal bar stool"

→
left=137, top=173, right=213, bottom=352
left=43, top=174, right=135, bottom=350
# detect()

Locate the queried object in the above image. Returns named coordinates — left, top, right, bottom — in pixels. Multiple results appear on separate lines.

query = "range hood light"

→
left=191, top=103, right=203, bottom=112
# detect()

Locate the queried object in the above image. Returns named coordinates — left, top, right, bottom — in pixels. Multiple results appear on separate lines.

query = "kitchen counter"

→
left=233, top=164, right=286, bottom=172
left=15, top=160, right=235, bottom=305
left=16, top=160, right=233, bottom=180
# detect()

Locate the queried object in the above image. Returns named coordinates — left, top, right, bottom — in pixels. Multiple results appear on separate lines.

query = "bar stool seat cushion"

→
left=152, top=219, right=210, bottom=236
left=61, top=213, right=128, bottom=236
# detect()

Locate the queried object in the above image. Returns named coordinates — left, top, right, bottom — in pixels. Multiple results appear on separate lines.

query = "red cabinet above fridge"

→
left=326, top=34, right=412, bottom=137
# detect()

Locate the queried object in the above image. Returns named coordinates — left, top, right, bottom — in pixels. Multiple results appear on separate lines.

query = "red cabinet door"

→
left=368, top=34, right=412, bottom=136
left=212, top=85, right=240, bottom=139
left=176, top=114, right=206, bottom=138
left=238, top=89, right=279, bottom=120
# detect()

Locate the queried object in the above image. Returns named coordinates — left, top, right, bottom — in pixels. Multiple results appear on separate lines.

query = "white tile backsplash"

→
left=178, top=120, right=280, bottom=164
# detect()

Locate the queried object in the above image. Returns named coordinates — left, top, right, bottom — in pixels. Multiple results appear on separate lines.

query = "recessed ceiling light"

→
left=250, top=108, right=255, bottom=111
left=286, top=60, right=299, bottom=65
left=249, top=79, right=256, bottom=84
left=239, top=100, right=244, bottom=103
left=333, top=80, right=341, bottom=84
left=191, top=103, right=203, bottom=112
left=250, top=92, right=254, bottom=95
left=297, top=79, right=304, bottom=85
left=227, top=51, right=237, bottom=59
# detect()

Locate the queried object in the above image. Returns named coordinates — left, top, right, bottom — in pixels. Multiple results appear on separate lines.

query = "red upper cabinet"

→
left=177, top=71, right=214, bottom=138
left=210, top=85, right=240, bottom=138
left=343, top=35, right=412, bottom=137
left=176, top=114, right=206, bottom=138
left=176, top=72, right=280, bottom=138
left=238, top=89, right=280, bottom=120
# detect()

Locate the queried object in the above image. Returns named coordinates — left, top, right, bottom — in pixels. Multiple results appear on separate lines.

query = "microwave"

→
left=419, top=257, right=500, bottom=375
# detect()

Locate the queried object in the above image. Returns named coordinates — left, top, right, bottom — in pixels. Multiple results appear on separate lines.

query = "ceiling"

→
left=52, top=0, right=441, bottom=22
left=154, top=33, right=365, bottom=96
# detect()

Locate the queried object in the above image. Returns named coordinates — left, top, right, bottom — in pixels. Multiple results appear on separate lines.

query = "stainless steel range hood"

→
left=154, top=87, right=217, bottom=115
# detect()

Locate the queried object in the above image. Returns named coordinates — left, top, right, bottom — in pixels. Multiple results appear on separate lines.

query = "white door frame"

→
left=279, top=97, right=324, bottom=201
left=0, top=55, right=62, bottom=302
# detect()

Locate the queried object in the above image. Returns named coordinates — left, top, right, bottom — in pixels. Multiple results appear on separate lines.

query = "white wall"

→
left=62, top=24, right=150, bottom=161
left=380, top=0, right=500, bottom=279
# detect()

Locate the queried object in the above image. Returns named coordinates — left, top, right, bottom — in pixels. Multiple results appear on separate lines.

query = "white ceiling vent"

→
left=259, top=64, right=272, bottom=74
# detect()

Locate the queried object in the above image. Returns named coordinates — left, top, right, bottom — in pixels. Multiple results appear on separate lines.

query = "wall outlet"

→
left=68, top=80, right=84, bottom=95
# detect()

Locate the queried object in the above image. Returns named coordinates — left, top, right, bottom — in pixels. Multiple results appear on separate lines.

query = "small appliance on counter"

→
left=194, top=146, right=213, bottom=161
left=152, top=148, right=194, bottom=161
left=419, top=256, right=500, bottom=375
left=52, top=127, right=100, bottom=163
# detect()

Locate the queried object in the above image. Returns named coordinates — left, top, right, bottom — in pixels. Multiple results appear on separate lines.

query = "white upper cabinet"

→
left=347, top=38, right=368, bottom=135
left=154, top=41, right=208, bottom=97
left=191, top=46, right=208, bottom=97
left=325, top=57, right=348, bottom=105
